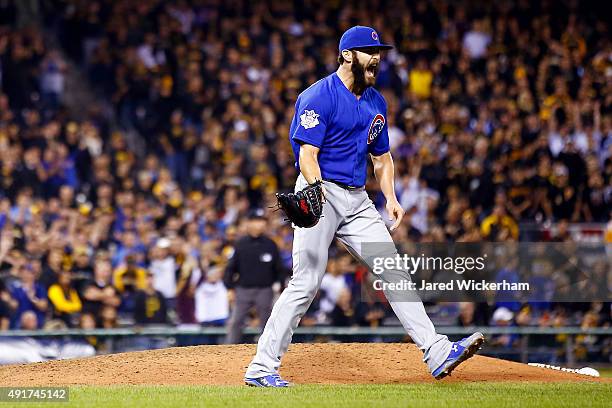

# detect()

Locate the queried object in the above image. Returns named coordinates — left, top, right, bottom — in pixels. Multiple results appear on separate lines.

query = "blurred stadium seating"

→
left=0, top=0, right=610, bottom=365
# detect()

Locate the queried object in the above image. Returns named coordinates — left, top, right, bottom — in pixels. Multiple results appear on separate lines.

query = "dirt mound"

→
left=0, top=343, right=604, bottom=386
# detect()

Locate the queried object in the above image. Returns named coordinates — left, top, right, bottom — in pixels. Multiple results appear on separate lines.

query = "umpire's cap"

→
left=339, top=26, right=393, bottom=52
left=247, top=208, right=266, bottom=220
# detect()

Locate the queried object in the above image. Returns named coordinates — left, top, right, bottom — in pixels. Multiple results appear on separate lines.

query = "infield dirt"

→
left=0, top=343, right=606, bottom=386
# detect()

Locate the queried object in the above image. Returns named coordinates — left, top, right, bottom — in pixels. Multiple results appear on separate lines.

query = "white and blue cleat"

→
left=244, top=374, right=290, bottom=387
left=432, top=332, right=485, bottom=380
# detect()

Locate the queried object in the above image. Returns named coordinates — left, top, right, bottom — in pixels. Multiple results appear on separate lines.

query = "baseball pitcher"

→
left=244, top=26, right=484, bottom=387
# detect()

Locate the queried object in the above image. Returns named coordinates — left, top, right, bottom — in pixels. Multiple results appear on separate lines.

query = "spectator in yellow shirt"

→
left=605, top=212, right=612, bottom=243
left=48, top=270, right=82, bottom=326
left=481, top=205, right=519, bottom=240
left=409, top=58, right=433, bottom=99
left=113, top=256, right=147, bottom=293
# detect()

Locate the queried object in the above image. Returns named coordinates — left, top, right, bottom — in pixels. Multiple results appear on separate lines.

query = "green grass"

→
left=598, top=368, right=612, bottom=378
left=6, top=383, right=612, bottom=408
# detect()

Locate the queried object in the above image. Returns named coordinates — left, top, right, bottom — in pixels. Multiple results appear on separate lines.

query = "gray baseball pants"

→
left=245, top=175, right=451, bottom=378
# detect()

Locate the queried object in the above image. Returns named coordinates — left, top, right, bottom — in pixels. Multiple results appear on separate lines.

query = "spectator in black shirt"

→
left=224, top=209, right=286, bottom=343
left=81, top=257, right=120, bottom=328
left=582, top=173, right=611, bottom=222
left=133, top=272, right=168, bottom=325
left=0, top=279, right=14, bottom=330
left=71, top=245, right=94, bottom=291
left=329, top=288, right=356, bottom=327
left=548, top=164, right=580, bottom=221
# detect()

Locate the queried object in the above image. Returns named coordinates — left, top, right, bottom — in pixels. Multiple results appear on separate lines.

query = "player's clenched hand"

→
left=386, top=199, right=405, bottom=232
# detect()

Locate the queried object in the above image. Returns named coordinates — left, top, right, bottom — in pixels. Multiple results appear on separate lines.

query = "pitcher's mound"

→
left=0, top=343, right=602, bottom=386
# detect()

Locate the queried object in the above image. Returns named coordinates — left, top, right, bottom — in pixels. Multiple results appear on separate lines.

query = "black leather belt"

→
left=324, top=179, right=363, bottom=191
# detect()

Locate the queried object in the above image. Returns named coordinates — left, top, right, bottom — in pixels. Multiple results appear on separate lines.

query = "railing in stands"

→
left=1, top=326, right=611, bottom=336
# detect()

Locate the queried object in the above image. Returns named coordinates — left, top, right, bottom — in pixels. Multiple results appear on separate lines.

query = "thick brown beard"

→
left=350, top=52, right=376, bottom=95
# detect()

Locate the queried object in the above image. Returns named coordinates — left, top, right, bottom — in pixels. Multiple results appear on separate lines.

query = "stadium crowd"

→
left=0, top=0, right=610, bottom=361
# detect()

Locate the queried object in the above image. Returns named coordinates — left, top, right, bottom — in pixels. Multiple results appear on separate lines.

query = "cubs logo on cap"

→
left=339, top=26, right=393, bottom=52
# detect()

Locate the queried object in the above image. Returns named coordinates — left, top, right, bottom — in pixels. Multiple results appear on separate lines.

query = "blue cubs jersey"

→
left=289, top=72, right=390, bottom=188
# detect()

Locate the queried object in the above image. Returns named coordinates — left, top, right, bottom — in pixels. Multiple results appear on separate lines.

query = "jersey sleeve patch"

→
left=300, top=110, right=320, bottom=129
left=367, top=113, right=385, bottom=144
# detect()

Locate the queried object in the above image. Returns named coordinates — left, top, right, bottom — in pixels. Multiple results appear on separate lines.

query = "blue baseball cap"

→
left=338, top=26, right=393, bottom=52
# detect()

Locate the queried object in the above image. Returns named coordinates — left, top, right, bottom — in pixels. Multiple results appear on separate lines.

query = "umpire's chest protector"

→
left=289, top=73, right=390, bottom=188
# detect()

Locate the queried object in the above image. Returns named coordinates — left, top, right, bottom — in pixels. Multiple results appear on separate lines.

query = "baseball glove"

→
left=275, top=180, right=324, bottom=228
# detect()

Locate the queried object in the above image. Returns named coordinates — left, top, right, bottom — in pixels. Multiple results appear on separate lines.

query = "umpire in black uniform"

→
left=224, top=209, right=286, bottom=344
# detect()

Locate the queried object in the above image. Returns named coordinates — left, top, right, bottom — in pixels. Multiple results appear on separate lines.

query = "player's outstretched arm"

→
left=371, top=152, right=404, bottom=231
